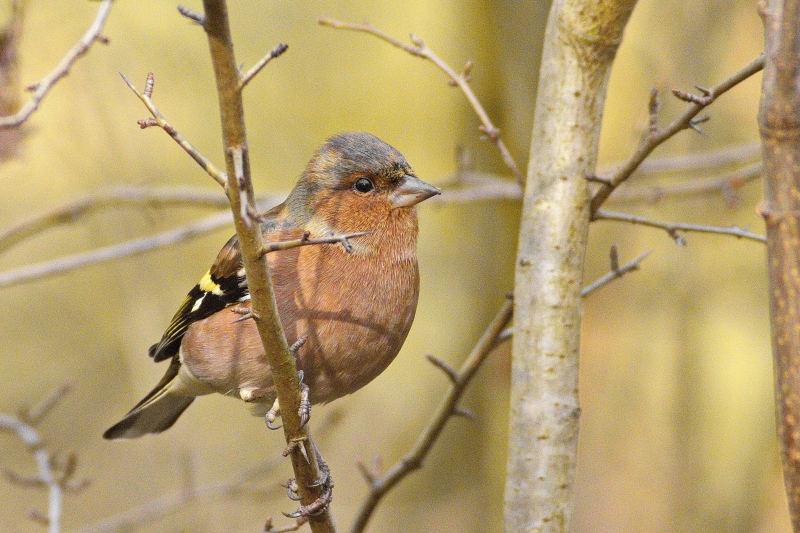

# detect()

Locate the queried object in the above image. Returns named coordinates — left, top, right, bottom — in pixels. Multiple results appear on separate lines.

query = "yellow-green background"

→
left=0, top=1, right=775, bottom=532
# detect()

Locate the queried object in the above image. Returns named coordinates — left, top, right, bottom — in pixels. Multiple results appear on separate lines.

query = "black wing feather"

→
left=149, top=235, right=247, bottom=362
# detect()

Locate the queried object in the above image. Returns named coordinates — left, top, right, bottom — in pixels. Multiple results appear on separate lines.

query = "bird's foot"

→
left=283, top=445, right=334, bottom=518
left=230, top=305, right=254, bottom=323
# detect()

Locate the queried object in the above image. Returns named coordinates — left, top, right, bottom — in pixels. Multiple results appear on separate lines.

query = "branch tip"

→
left=426, top=354, right=459, bottom=383
left=177, top=5, right=206, bottom=25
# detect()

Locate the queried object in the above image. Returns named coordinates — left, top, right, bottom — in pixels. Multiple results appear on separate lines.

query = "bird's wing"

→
left=148, top=204, right=292, bottom=363
left=148, top=234, right=248, bottom=361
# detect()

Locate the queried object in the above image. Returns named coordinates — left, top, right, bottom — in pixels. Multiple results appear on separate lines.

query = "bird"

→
left=104, top=132, right=440, bottom=439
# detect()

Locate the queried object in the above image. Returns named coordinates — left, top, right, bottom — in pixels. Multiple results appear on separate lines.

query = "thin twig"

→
left=319, top=18, right=520, bottom=181
left=262, top=231, right=370, bottom=255
left=239, top=43, right=289, bottom=90
left=590, top=54, right=766, bottom=214
left=19, top=383, right=71, bottom=425
left=0, top=0, right=112, bottom=128
left=594, top=209, right=766, bottom=244
left=580, top=248, right=652, bottom=297
left=349, top=298, right=513, bottom=533
left=0, top=386, right=80, bottom=533
left=121, top=72, right=228, bottom=188
left=495, top=248, right=651, bottom=346
left=633, top=142, right=761, bottom=175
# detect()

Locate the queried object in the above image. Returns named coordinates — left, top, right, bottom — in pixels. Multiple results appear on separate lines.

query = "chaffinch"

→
left=104, top=132, right=440, bottom=439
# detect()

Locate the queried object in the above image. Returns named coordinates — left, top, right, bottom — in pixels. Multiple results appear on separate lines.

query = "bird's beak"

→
left=389, top=175, right=441, bottom=209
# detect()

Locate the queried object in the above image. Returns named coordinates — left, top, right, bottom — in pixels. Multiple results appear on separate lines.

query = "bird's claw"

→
left=230, top=305, right=254, bottom=323
left=283, top=478, right=301, bottom=501
left=281, top=481, right=333, bottom=518
left=265, top=397, right=282, bottom=430
left=298, top=372, right=311, bottom=429
left=263, top=368, right=311, bottom=430
left=282, top=440, right=334, bottom=518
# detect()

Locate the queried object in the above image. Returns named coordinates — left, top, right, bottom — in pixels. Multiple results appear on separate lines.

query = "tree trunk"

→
left=759, top=0, right=800, bottom=530
left=507, top=1, right=637, bottom=532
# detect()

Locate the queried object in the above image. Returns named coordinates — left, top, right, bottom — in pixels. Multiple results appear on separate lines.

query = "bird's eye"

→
left=353, top=178, right=374, bottom=193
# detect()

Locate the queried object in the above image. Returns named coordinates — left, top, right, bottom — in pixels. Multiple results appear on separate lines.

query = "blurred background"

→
left=0, top=1, right=775, bottom=532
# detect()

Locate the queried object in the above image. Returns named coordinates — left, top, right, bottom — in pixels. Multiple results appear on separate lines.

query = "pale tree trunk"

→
left=759, top=0, right=800, bottom=531
left=506, top=1, right=637, bottom=532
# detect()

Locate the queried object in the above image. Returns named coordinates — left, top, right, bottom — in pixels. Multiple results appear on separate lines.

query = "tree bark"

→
left=507, top=1, right=637, bottom=532
left=758, top=0, right=800, bottom=530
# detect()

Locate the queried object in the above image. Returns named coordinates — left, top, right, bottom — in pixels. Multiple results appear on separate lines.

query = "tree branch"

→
left=239, top=43, right=289, bottom=90
left=121, top=72, right=228, bottom=188
left=590, top=53, right=765, bottom=214
left=200, top=2, right=335, bottom=530
left=0, top=0, right=113, bottom=128
left=495, top=246, right=650, bottom=369
left=1, top=386, right=86, bottom=533
left=607, top=162, right=762, bottom=205
left=594, top=209, right=766, bottom=244
left=318, top=18, right=520, bottom=181
left=580, top=246, right=652, bottom=297
left=349, top=298, right=513, bottom=533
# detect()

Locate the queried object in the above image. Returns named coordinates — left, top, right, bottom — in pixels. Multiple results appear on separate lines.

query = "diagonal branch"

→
left=349, top=298, right=513, bottom=533
left=590, top=54, right=765, bottom=214
left=319, top=18, right=520, bottom=181
left=239, top=43, right=289, bottom=90
left=0, top=0, right=113, bottom=128
left=121, top=72, right=228, bottom=188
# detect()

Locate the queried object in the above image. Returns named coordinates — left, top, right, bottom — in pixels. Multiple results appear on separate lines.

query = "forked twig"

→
left=121, top=72, right=228, bottom=188
left=590, top=54, right=765, bottom=214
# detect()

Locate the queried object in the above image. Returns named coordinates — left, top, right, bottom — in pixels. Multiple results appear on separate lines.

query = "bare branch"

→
left=494, top=247, right=651, bottom=349
left=0, top=209, right=235, bottom=289
left=239, top=43, right=289, bottom=90
left=581, top=248, right=652, bottom=297
left=121, top=72, right=228, bottom=188
left=0, top=0, right=113, bottom=128
left=319, top=18, right=520, bottom=181
left=349, top=298, right=513, bottom=533
left=632, top=142, right=761, bottom=175
left=594, top=209, right=766, bottom=244
left=262, top=231, right=370, bottom=255
left=177, top=5, right=206, bottom=25
left=0, top=186, right=255, bottom=256
left=202, top=1, right=334, bottom=529
left=0, top=387, right=78, bottom=533
left=425, top=354, right=459, bottom=384
left=608, top=162, right=762, bottom=205
left=18, top=383, right=71, bottom=425
left=590, top=54, right=765, bottom=214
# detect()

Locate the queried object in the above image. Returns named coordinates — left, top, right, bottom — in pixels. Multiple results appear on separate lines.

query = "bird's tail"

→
left=103, top=359, right=196, bottom=440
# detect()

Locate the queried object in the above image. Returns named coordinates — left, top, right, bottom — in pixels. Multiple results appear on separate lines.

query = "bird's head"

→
left=286, top=132, right=440, bottom=234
